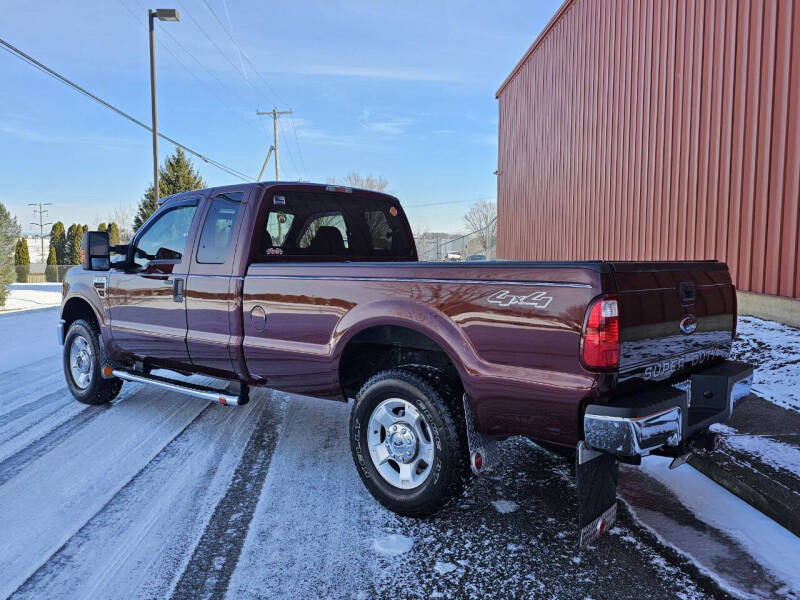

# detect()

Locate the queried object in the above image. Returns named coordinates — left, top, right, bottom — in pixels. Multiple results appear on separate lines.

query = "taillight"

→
left=581, top=295, right=619, bottom=370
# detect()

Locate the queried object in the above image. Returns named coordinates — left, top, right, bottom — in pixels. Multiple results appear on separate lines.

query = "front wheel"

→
left=349, top=369, right=470, bottom=517
left=63, top=319, right=122, bottom=405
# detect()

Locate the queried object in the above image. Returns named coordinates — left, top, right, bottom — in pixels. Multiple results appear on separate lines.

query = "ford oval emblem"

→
left=680, top=315, right=698, bottom=335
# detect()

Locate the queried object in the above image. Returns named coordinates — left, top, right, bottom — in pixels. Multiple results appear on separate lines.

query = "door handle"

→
left=172, top=277, right=184, bottom=303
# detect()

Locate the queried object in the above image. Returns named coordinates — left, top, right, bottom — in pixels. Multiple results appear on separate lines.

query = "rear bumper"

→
left=583, top=360, right=753, bottom=457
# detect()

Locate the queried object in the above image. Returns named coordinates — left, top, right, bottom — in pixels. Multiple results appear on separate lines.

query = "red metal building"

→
left=496, top=0, right=800, bottom=301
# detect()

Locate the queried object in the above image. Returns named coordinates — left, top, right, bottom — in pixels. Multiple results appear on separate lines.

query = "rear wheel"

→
left=63, top=319, right=122, bottom=405
left=349, top=368, right=470, bottom=517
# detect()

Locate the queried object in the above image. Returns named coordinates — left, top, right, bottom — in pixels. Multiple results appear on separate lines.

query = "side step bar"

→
left=111, top=369, right=249, bottom=406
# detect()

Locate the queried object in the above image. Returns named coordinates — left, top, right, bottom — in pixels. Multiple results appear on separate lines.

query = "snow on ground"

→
left=1, top=304, right=799, bottom=599
left=1, top=283, right=62, bottom=312
left=0, top=306, right=61, bottom=372
left=731, top=316, right=800, bottom=413
left=630, top=457, right=800, bottom=599
left=711, top=423, right=800, bottom=476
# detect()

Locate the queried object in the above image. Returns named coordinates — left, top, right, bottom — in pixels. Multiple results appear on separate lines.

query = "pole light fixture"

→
left=148, top=8, right=180, bottom=205
left=154, top=8, right=179, bottom=21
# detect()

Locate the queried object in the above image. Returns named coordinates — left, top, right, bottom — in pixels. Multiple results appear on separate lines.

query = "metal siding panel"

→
left=783, top=1, right=800, bottom=298
left=765, top=0, right=792, bottom=295
left=726, top=0, right=750, bottom=290
left=715, top=0, right=736, bottom=264
left=686, top=0, right=704, bottom=260
left=751, top=0, right=778, bottom=294
left=737, top=0, right=764, bottom=292
left=496, top=0, right=797, bottom=298
left=696, top=0, right=715, bottom=260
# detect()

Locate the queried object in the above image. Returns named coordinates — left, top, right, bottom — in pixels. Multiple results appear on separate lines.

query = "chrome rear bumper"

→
left=584, top=360, right=753, bottom=457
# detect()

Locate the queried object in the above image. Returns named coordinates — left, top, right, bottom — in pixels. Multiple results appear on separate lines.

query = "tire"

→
left=63, top=319, right=123, bottom=405
left=349, top=368, right=470, bottom=517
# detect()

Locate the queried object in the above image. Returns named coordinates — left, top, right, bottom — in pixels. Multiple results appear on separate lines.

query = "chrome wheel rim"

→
left=69, top=335, right=93, bottom=390
left=367, top=398, right=435, bottom=490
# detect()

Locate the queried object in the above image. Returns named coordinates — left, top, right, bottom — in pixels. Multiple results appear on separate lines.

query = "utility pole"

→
left=29, top=202, right=53, bottom=263
left=256, top=107, right=292, bottom=180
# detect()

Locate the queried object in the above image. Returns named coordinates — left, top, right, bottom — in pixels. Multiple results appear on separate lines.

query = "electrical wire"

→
left=198, top=0, right=286, bottom=106
left=0, top=37, right=254, bottom=182
left=118, top=0, right=255, bottom=114
left=403, top=197, right=496, bottom=209
left=277, top=116, right=301, bottom=180
left=289, top=110, right=308, bottom=180
left=175, top=1, right=266, bottom=107
left=199, top=0, right=308, bottom=179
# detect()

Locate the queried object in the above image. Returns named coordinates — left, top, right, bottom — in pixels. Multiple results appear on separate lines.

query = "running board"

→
left=111, top=369, right=249, bottom=406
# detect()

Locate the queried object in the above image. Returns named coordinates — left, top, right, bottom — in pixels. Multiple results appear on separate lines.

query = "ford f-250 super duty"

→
left=59, top=182, right=753, bottom=545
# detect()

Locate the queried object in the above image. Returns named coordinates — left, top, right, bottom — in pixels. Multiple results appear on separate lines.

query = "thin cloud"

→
left=283, top=64, right=475, bottom=84
left=0, top=123, right=143, bottom=148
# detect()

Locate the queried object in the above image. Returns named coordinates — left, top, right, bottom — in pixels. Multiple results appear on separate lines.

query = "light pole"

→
left=148, top=8, right=180, bottom=205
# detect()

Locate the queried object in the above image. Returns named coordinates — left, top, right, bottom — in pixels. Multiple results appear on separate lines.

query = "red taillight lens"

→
left=581, top=296, right=619, bottom=370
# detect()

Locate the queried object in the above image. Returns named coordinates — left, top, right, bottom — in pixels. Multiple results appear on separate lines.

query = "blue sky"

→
left=1, top=0, right=561, bottom=234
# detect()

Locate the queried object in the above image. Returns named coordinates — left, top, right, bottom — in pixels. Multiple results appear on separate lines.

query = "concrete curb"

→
left=689, top=453, right=800, bottom=538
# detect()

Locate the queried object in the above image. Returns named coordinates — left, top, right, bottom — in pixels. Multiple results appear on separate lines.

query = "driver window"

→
left=134, top=204, right=198, bottom=267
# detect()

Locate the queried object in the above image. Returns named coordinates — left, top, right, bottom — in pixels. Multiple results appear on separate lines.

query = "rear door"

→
left=611, top=262, right=736, bottom=386
left=185, top=189, right=248, bottom=377
left=107, top=197, right=202, bottom=367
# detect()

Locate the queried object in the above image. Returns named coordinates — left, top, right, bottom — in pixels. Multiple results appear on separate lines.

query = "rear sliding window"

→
left=256, top=191, right=413, bottom=261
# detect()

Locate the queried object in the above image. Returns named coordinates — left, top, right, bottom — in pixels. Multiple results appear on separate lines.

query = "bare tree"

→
left=328, top=173, right=388, bottom=192
left=462, top=200, right=497, bottom=255
left=110, top=204, right=136, bottom=243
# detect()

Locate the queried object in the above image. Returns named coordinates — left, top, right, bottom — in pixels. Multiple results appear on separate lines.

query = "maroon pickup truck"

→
left=59, top=182, right=752, bottom=545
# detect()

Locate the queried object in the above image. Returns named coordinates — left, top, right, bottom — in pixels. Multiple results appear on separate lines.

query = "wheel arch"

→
left=336, top=318, right=467, bottom=401
left=61, top=295, right=102, bottom=341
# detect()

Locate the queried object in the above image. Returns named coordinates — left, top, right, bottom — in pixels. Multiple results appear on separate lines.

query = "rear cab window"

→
left=196, top=192, right=243, bottom=263
left=254, top=190, right=414, bottom=262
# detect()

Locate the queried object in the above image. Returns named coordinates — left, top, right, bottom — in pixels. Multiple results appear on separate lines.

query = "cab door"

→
left=107, top=197, right=202, bottom=368
left=185, top=190, right=247, bottom=377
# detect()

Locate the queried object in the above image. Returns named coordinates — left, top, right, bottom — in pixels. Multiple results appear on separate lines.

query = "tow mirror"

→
left=80, top=231, right=110, bottom=271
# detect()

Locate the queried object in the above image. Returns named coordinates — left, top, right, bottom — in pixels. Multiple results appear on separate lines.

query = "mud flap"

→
left=576, top=441, right=618, bottom=547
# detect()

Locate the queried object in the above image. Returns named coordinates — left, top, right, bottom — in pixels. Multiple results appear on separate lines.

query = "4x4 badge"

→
left=487, top=290, right=553, bottom=309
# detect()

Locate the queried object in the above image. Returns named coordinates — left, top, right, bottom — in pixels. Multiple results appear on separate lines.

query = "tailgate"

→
left=610, top=262, right=736, bottom=385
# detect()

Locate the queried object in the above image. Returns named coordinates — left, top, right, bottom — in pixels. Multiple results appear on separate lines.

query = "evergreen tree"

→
left=46, top=245, right=58, bottom=282
left=107, top=222, right=121, bottom=246
left=66, top=224, right=82, bottom=265
left=49, top=221, right=66, bottom=264
left=14, top=238, right=30, bottom=283
left=134, top=147, right=205, bottom=231
left=0, top=202, right=21, bottom=307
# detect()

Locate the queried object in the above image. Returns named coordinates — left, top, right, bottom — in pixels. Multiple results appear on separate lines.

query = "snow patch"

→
left=433, top=561, right=457, bottom=575
left=1, top=284, right=62, bottom=312
left=491, top=500, right=519, bottom=514
left=711, top=423, right=800, bottom=477
left=640, top=456, right=800, bottom=596
left=372, top=534, right=414, bottom=556
left=731, top=316, right=800, bottom=413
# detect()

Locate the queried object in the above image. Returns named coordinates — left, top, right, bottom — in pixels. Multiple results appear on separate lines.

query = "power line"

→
left=277, top=116, right=300, bottom=180
left=198, top=0, right=308, bottom=178
left=198, top=0, right=286, bottom=106
left=117, top=0, right=255, bottom=116
left=175, top=1, right=267, bottom=107
left=289, top=111, right=308, bottom=180
left=0, top=37, right=253, bottom=182
left=403, top=196, right=496, bottom=209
